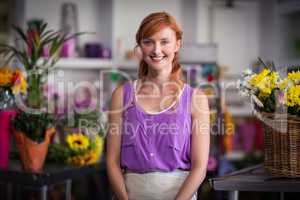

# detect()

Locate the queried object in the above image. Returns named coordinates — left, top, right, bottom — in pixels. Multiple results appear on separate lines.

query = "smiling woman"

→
left=106, top=11, right=210, bottom=200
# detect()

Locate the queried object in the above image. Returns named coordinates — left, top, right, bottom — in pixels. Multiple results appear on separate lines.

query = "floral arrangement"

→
left=238, top=58, right=300, bottom=116
left=0, top=66, right=27, bottom=94
left=0, top=66, right=27, bottom=110
left=47, top=132, right=104, bottom=166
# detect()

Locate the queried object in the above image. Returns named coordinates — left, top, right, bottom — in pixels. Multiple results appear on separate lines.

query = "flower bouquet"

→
left=238, top=57, right=300, bottom=177
left=238, top=59, right=300, bottom=116
left=47, top=132, right=104, bottom=166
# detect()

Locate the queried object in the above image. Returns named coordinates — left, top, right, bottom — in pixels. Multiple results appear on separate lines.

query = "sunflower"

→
left=66, top=133, right=90, bottom=151
left=83, top=150, right=100, bottom=165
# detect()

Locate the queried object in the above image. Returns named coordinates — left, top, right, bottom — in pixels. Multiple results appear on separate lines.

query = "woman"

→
left=106, top=11, right=210, bottom=200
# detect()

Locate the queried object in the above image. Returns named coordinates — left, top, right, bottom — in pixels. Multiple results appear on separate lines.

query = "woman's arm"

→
left=175, top=89, right=210, bottom=200
left=106, top=85, right=129, bottom=200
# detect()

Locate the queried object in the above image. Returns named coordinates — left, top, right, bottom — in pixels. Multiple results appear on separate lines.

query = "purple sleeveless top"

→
left=120, top=81, right=193, bottom=173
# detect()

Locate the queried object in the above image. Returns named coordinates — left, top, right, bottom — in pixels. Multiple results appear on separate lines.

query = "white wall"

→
left=197, top=0, right=211, bottom=44
left=25, top=0, right=112, bottom=49
left=210, top=1, right=260, bottom=75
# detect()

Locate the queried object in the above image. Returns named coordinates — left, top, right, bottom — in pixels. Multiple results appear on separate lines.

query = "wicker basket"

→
left=258, top=112, right=300, bottom=177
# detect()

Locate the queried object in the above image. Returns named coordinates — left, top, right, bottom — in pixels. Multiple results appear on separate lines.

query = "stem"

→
left=27, top=73, right=43, bottom=108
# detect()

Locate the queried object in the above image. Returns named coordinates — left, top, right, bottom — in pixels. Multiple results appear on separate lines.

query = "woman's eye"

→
left=161, top=40, right=169, bottom=45
left=142, top=40, right=152, bottom=45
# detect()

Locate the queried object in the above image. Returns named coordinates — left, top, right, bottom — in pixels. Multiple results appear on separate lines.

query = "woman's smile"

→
left=149, top=55, right=166, bottom=62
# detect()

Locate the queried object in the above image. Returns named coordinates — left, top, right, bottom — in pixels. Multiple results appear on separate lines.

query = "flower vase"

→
left=0, top=110, right=16, bottom=170
left=13, top=127, right=55, bottom=172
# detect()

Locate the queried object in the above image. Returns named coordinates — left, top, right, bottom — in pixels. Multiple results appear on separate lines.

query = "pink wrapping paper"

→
left=0, top=110, right=16, bottom=169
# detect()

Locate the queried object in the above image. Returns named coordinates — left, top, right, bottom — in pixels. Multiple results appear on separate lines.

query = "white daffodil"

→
left=243, top=69, right=253, bottom=76
left=251, top=94, right=264, bottom=108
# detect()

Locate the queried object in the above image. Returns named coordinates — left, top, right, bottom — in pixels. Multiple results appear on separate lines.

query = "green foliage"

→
left=12, top=111, right=55, bottom=142
left=58, top=110, right=105, bottom=136
left=0, top=20, right=86, bottom=73
left=46, top=144, right=71, bottom=164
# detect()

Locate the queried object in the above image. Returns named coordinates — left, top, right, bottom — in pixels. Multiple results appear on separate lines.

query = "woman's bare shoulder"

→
left=191, top=87, right=209, bottom=116
left=110, top=81, right=132, bottom=109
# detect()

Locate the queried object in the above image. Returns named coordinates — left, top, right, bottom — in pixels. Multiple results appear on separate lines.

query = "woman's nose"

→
left=153, top=43, right=162, bottom=54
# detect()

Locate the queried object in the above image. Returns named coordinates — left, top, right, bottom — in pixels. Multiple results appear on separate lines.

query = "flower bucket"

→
left=0, top=110, right=16, bottom=170
left=13, top=127, right=55, bottom=172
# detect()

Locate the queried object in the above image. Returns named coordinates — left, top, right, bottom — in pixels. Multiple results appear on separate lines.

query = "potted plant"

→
left=0, top=20, right=85, bottom=172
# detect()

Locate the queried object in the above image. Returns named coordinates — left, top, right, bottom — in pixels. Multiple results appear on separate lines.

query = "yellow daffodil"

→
left=279, top=78, right=290, bottom=91
left=285, top=85, right=300, bottom=107
left=249, top=69, right=270, bottom=86
left=249, top=69, right=279, bottom=98
left=66, top=133, right=90, bottom=151
left=288, top=71, right=300, bottom=83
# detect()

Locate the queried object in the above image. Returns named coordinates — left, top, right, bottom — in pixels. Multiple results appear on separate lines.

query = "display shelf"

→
left=56, top=58, right=138, bottom=70
left=56, top=58, right=222, bottom=71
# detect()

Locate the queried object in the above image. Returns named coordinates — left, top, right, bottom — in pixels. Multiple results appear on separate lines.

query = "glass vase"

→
left=0, top=87, right=15, bottom=110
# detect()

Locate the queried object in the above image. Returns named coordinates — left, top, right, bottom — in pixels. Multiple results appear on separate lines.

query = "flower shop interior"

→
left=0, top=0, right=300, bottom=200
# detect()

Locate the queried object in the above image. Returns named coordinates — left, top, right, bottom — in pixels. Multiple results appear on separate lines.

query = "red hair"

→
left=135, top=12, right=184, bottom=86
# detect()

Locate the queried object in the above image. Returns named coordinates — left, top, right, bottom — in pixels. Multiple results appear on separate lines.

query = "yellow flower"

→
left=285, top=85, right=300, bottom=107
left=83, top=150, right=99, bottom=165
left=249, top=69, right=270, bottom=86
left=65, top=134, right=104, bottom=166
left=67, top=150, right=99, bottom=166
left=0, top=67, right=14, bottom=86
left=94, top=135, right=104, bottom=153
left=249, top=69, right=279, bottom=98
left=279, top=78, right=289, bottom=91
left=69, top=155, right=86, bottom=166
left=11, top=69, right=27, bottom=94
left=66, top=133, right=90, bottom=151
left=288, top=71, right=300, bottom=82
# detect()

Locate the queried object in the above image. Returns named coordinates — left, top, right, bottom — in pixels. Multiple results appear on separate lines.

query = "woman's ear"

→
left=175, top=39, right=181, bottom=52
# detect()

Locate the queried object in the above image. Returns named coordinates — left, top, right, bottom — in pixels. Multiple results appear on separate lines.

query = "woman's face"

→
left=140, top=27, right=181, bottom=74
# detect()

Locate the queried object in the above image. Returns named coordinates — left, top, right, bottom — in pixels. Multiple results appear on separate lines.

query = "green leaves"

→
left=12, top=111, right=55, bottom=142
left=0, top=20, right=86, bottom=72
